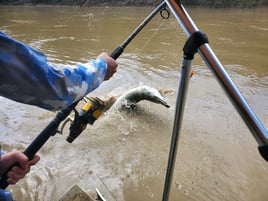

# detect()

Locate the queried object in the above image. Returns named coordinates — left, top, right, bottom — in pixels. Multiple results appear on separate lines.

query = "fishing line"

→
left=140, top=20, right=164, bottom=52
left=140, top=6, right=170, bottom=52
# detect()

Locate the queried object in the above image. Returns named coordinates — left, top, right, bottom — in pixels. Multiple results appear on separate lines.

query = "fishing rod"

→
left=64, top=1, right=169, bottom=144
left=110, top=1, right=168, bottom=59
left=0, top=1, right=168, bottom=191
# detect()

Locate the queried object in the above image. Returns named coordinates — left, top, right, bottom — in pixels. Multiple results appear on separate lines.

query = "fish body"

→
left=111, top=85, right=170, bottom=110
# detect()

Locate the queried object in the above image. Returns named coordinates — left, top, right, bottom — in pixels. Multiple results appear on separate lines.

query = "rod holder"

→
left=162, top=31, right=208, bottom=201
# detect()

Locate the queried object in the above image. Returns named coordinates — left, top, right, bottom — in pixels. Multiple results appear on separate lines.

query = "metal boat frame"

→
left=162, top=0, right=268, bottom=200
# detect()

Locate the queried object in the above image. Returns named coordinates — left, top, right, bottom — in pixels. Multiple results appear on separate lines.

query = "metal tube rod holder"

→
left=162, top=1, right=268, bottom=201
left=164, top=0, right=268, bottom=156
left=162, top=31, right=208, bottom=201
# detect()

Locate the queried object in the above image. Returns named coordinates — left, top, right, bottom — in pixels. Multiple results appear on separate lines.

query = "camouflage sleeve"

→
left=0, top=31, right=107, bottom=111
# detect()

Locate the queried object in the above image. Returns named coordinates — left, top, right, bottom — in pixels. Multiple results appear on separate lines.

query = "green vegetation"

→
left=0, top=0, right=267, bottom=7
left=183, top=0, right=267, bottom=7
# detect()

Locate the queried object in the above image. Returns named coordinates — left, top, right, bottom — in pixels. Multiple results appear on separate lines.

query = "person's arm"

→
left=0, top=31, right=117, bottom=111
left=0, top=151, right=40, bottom=185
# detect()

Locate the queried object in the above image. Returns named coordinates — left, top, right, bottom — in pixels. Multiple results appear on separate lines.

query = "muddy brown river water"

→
left=0, top=5, right=268, bottom=201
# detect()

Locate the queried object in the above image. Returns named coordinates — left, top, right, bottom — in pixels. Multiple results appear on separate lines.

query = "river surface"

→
left=0, top=5, right=268, bottom=201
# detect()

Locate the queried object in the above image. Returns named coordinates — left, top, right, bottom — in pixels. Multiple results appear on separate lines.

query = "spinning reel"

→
left=61, top=97, right=105, bottom=143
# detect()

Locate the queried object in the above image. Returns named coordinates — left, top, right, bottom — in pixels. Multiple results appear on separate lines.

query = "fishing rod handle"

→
left=0, top=148, right=39, bottom=189
left=0, top=102, right=78, bottom=190
left=0, top=163, right=16, bottom=189
left=0, top=140, right=51, bottom=190
left=110, top=46, right=124, bottom=60
left=0, top=145, right=39, bottom=189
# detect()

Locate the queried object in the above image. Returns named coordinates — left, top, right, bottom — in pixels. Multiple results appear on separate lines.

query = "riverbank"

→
left=0, top=0, right=267, bottom=8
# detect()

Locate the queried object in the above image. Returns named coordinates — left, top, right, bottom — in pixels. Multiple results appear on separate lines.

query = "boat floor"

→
left=59, top=176, right=117, bottom=201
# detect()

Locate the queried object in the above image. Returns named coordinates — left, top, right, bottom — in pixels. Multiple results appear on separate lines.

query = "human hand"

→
left=97, top=52, right=118, bottom=80
left=0, top=151, right=40, bottom=185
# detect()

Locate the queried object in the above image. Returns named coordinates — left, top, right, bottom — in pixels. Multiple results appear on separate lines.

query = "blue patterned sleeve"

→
left=0, top=31, right=107, bottom=111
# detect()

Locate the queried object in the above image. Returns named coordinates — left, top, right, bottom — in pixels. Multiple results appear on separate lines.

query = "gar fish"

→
left=103, top=85, right=170, bottom=111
